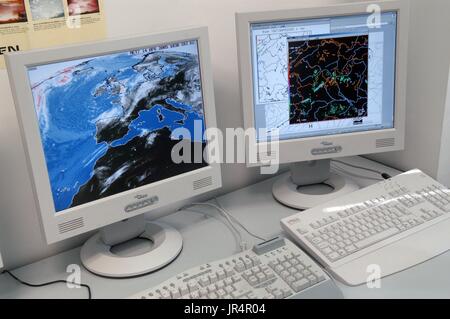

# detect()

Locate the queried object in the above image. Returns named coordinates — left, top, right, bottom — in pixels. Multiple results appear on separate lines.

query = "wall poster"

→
left=0, top=0, right=107, bottom=68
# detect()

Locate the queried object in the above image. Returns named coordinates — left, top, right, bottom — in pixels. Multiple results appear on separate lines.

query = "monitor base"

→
left=273, top=164, right=360, bottom=210
left=80, top=221, right=182, bottom=278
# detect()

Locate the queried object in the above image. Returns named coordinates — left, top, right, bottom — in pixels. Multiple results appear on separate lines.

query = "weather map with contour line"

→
left=288, top=34, right=369, bottom=125
left=28, top=40, right=208, bottom=213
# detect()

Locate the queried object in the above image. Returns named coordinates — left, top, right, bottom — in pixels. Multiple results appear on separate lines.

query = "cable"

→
left=331, top=160, right=392, bottom=180
left=2, top=270, right=92, bottom=299
left=181, top=201, right=268, bottom=251
left=331, top=159, right=384, bottom=175
left=182, top=207, right=244, bottom=252
left=181, top=202, right=247, bottom=251
left=331, top=164, right=384, bottom=182
left=214, top=198, right=268, bottom=242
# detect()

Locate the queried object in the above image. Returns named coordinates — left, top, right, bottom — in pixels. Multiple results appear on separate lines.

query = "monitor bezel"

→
left=236, top=0, right=409, bottom=165
left=6, top=27, right=222, bottom=244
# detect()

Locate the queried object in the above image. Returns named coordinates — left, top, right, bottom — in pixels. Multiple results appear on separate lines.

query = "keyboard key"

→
left=302, top=269, right=311, bottom=277
left=199, top=276, right=210, bottom=287
left=207, top=292, right=217, bottom=299
left=355, top=228, right=399, bottom=249
left=345, top=245, right=358, bottom=253
left=308, top=275, right=318, bottom=284
left=273, top=290, right=283, bottom=299
left=225, top=286, right=234, bottom=294
left=170, top=288, right=181, bottom=299
left=224, top=278, right=233, bottom=286
left=232, top=289, right=248, bottom=299
left=328, top=252, right=340, bottom=261
left=274, top=265, right=284, bottom=273
left=256, top=273, right=266, bottom=283
left=281, top=287, right=292, bottom=298
left=290, top=258, right=300, bottom=265
left=337, top=249, right=347, bottom=256
left=286, top=276, right=296, bottom=284
left=264, top=269, right=275, bottom=279
left=292, top=278, right=311, bottom=292
left=216, top=270, right=226, bottom=280
left=207, top=285, right=217, bottom=293
left=217, top=289, right=227, bottom=298
left=224, top=268, right=235, bottom=276
left=294, top=273, right=304, bottom=281
left=188, top=282, right=199, bottom=292
left=216, top=281, right=225, bottom=289
left=243, top=259, right=253, bottom=269
left=235, top=261, right=245, bottom=272
left=295, top=264, right=305, bottom=272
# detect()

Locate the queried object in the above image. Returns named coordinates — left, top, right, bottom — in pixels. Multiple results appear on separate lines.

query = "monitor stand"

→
left=80, top=215, right=182, bottom=278
left=272, top=159, right=360, bottom=210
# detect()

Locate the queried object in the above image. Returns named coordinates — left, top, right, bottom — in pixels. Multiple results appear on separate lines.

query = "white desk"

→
left=1, top=156, right=449, bottom=299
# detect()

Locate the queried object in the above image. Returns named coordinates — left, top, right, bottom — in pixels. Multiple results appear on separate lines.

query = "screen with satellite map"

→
left=250, top=12, right=397, bottom=142
left=28, top=40, right=208, bottom=213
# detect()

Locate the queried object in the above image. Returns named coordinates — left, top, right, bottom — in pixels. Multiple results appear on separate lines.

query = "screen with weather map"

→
left=28, top=40, right=208, bottom=213
left=250, top=12, right=397, bottom=142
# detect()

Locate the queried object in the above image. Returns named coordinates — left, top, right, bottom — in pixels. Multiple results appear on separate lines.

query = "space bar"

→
left=355, top=228, right=400, bottom=249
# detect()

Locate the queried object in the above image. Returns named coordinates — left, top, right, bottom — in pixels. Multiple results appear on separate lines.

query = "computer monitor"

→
left=236, top=0, right=409, bottom=209
left=6, top=27, right=222, bottom=277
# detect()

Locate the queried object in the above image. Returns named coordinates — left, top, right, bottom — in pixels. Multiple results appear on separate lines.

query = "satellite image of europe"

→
left=288, top=35, right=369, bottom=124
left=28, top=41, right=207, bottom=212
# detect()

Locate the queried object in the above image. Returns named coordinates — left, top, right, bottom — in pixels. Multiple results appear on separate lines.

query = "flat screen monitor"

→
left=250, top=12, right=397, bottom=142
left=6, top=27, right=222, bottom=244
left=237, top=0, right=409, bottom=165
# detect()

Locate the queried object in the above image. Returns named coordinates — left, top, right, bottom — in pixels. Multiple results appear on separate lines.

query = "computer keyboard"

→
left=281, top=169, right=450, bottom=286
left=129, top=237, right=342, bottom=299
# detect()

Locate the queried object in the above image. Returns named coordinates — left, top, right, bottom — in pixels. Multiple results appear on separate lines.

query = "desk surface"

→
left=1, top=157, right=449, bottom=299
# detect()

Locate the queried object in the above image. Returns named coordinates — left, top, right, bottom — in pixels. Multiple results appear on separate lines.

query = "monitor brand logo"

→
left=321, top=141, right=334, bottom=146
left=0, top=45, right=20, bottom=55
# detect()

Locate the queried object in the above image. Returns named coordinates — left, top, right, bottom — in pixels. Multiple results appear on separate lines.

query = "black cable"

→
left=2, top=270, right=92, bottom=299
left=331, top=160, right=393, bottom=180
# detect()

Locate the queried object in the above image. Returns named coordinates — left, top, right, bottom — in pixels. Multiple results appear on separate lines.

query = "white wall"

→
left=370, top=0, right=450, bottom=185
left=0, top=0, right=345, bottom=269
left=437, top=66, right=450, bottom=184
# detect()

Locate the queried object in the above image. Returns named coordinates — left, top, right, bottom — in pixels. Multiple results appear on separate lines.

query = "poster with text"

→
left=0, top=0, right=106, bottom=68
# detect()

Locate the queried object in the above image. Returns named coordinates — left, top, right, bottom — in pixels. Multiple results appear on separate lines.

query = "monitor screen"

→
left=27, top=40, right=208, bottom=213
left=250, top=12, right=397, bottom=142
